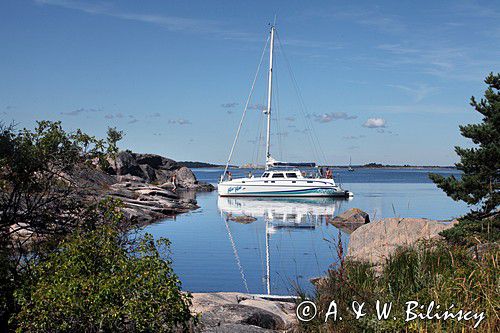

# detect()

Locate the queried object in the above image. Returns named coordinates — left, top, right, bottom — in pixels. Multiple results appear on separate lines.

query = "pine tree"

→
left=429, top=73, right=499, bottom=216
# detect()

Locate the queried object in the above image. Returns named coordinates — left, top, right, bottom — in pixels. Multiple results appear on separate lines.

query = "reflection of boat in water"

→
left=218, top=196, right=346, bottom=228
left=218, top=197, right=348, bottom=295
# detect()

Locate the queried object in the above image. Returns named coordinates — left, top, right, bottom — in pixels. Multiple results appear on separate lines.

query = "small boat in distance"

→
left=218, top=25, right=352, bottom=198
left=348, top=157, right=354, bottom=172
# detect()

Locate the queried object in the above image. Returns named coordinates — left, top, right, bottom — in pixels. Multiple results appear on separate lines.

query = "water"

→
left=142, top=168, right=468, bottom=295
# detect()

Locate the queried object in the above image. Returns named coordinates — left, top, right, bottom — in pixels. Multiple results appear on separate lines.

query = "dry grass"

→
left=296, top=238, right=499, bottom=332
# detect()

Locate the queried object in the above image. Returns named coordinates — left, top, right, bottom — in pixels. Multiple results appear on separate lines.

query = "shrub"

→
left=13, top=201, right=196, bottom=332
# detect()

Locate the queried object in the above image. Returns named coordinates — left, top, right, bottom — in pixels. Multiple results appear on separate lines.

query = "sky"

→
left=1, top=0, right=499, bottom=166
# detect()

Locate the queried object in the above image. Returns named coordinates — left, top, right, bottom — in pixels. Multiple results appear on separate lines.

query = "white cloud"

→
left=35, top=0, right=224, bottom=35
left=386, top=84, right=438, bottom=102
left=61, top=107, right=101, bottom=116
left=221, top=102, right=239, bottom=108
left=363, top=118, right=386, bottom=128
left=313, top=112, right=357, bottom=123
left=168, top=118, right=192, bottom=125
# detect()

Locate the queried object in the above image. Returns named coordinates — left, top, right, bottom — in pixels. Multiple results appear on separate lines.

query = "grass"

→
left=297, top=238, right=499, bottom=332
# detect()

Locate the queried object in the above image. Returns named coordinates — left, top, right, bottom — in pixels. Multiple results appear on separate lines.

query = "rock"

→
left=174, top=166, right=196, bottom=187
left=191, top=292, right=295, bottom=333
left=139, top=164, right=157, bottom=182
left=105, top=180, right=198, bottom=225
left=110, top=151, right=143, bottom=177
left=227, top=214, right=257, bottom=224
left=116, top=175, right=146, bottom=183
left=347, top=218, right=457, bottom=266
left=328, top=208, right=370, bottom=233
left=107, top=151, right=214, bottom=191
left=135, top=153, right=178, bottom=170
left=134, top=188, right=178, bottom=199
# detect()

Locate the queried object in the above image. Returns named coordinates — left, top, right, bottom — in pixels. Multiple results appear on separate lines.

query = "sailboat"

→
left=218, top=25, right=352, bottom=198
left=348, top=157, right=354, bottom=172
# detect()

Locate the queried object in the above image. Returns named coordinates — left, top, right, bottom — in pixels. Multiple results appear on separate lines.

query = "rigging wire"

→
left=273, top=53, right=284, bottom=161
left=222, top=34, right=270, bottom=180
left=251, top=109, right=265, bottom=168
left=275, top=31, right=329, bottom=166
left=223, top=216, right=250, bottom=293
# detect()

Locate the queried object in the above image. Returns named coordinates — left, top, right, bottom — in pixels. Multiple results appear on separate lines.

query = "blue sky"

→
left=1, top=0, right=499, bottom=165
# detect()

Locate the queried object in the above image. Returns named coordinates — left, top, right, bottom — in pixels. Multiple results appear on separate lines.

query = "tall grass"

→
left=297, top=239, right=499, bottom=332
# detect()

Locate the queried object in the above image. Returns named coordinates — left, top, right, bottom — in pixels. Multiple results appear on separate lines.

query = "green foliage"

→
left=301, top=241, right=499, bottom=332
left=0, top=120, right=124, bottom=236
left=106, top=127, right=123, bottom=157
left=13, top=199, right=195, bottom=332
left=429, top=73, right=499, bottom=215
left=0, top=121, right=123, bottom=328
left=440, top=215, right=500, bottom=246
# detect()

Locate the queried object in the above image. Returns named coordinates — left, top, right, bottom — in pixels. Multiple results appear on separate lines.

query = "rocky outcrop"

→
left=347, top=218, right=457, bottom=266
left=107, top=151, right=214, bottom=191
left=106, top=177, right=198, bottom=225
left=191, top=293, right=295, bottom=332
left=328, top=208, right=370, bottom=233
left=88, top=150, right=215, bottom=223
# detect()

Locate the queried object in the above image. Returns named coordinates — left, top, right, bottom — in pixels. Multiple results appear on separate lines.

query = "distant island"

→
left=180, top=161, right=456, bottom=169
left=178, top=161, right=235, bottom=168
left=333, top=163, right=457, bottom=169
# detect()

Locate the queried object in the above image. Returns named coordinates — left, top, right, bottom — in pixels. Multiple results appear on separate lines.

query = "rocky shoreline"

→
left=102, top=151, right=214, bottom=224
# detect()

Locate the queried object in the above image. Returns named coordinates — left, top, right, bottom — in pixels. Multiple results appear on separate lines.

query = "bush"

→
left=440, top=214, right=500, bottom=246
left=13, top=200, right=196, bottom=332
left=300, top=240, right=499, bottom=332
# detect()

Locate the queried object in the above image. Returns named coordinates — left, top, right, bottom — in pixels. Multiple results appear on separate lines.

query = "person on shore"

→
left=171, top=174, right=177, bottom=191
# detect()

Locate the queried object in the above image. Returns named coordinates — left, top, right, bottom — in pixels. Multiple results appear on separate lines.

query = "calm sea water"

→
left=142, top=168, right=468, bottom=295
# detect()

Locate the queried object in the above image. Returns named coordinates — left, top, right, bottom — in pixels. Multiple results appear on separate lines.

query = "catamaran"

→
left=218, top=25, right=352, bottom=198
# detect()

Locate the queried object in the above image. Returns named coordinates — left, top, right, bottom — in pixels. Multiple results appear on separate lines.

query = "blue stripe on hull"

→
left=220, top=187, right=348, bottom=197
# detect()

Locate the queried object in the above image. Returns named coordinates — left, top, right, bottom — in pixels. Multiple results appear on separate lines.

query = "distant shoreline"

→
left=183, top=161, right=457, bottom=170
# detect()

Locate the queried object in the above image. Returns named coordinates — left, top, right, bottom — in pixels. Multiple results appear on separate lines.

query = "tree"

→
left=13, top=199, right=196, bottom=332
left=429, top=73, right=499, bottom=216
left=0, top=121, right=123, bottom=327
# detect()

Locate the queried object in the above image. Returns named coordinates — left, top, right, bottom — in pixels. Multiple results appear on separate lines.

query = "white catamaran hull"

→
left=218, top=178, right=350, bottom=197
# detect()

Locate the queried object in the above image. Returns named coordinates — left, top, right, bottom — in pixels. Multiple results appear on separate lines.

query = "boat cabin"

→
left=260, top=170, right=304, bottom=179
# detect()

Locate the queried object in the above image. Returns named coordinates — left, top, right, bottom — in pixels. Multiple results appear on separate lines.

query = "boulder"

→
left=328, top=208, right=369, bottom=233
left=191, top=292, right=295, bottom=333
left=174, top=166, right=197, bottom=187
left=347, top=218, right=457, bottom=266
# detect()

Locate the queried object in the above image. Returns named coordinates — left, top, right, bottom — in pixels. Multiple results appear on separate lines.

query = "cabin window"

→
left=307, top=181, right=313, bottom=183
left=286, top=173, right=298, bottom=178
left=272, top=173, right=284, bottom=178
left=262, top=173, right=269, bottom=178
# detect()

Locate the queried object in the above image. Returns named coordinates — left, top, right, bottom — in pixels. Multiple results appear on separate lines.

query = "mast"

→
left=265, top=220, right=271, bottom=295
left=265, top=26, right=275, bottom=169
